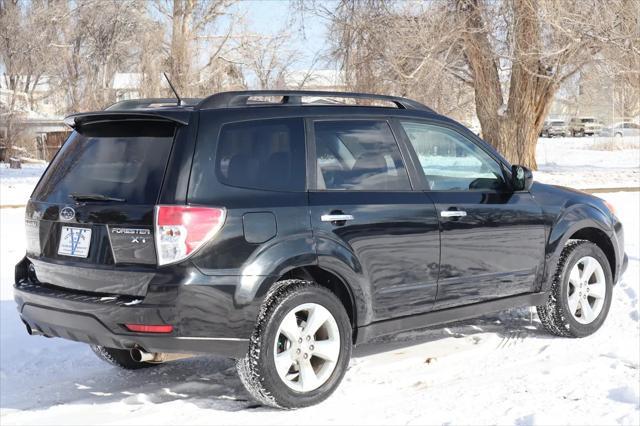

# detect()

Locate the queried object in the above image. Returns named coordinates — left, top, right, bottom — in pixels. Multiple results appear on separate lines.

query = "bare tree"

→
left=153, top=0, right=240, bottom=97
left=236, top=31, right=300, bottom=89
left=1, top=0, right=60, bottom=150
left=312, top=1, right=476, bottom=119
left=317, top=0, right=639, bottom=168
left=137, top=19, right=167, bottom=98
left=596, top=0, right=640, bottom=118
left=82, top=1, right=143, bottom=108
left=45, top=0, right=151, bottom=112
left=452, top=0, right=630, bottom=168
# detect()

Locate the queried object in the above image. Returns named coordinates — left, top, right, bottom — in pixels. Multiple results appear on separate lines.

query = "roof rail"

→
left=105, top=98, right=202, bottom=111
left=197, top=90, right=433, bottom=112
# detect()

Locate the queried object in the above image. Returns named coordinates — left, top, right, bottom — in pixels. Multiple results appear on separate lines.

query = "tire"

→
left=236, top=280, right=352, bottom=409
left=537, top=241, right=613, bottom=338
left=91, top=345, right=158, bottom=370
left=615, top=132, right=623, bottom=138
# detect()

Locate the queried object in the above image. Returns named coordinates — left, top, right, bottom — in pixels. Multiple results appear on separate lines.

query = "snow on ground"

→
left=0, top=163, right=47, bottom=207
left=0, top=136, right=639, bottom=425
left=0, top=193, right=638, bottom=425
left=535, top=135, right=640, bottom=189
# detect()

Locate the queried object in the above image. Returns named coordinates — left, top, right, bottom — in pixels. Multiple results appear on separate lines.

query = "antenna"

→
left=163, top=72, right=182, bottom=106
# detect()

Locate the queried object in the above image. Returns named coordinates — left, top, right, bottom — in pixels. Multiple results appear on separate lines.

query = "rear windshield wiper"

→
left=69, top=193, right=126, bottom=202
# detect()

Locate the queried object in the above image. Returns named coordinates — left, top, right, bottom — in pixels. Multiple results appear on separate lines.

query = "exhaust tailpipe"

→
left=130, top=348, right=194, bottom=363
left=24, top=321, right=44, bottom=336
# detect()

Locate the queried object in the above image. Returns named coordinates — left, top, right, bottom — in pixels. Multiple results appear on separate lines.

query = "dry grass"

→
left=589, top=137, right=640, bottom=151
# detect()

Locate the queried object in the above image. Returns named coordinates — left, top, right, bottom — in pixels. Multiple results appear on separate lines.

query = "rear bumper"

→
left=14, top=258, right=254, bottom=358
left=18, top=302, right=247, bottom=357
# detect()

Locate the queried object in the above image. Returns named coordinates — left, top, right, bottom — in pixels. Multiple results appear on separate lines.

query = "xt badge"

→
left=110, top=227, right=151, bottom=244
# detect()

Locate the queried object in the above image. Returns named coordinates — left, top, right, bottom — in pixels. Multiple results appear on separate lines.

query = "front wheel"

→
left=537, top=241, right=613, bottom=338
left=236, top=280, right=352, bottom=409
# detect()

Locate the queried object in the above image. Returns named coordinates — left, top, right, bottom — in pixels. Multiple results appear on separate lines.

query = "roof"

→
left=64, top=91, right=437, bottom=128
left=105, top=90, right=432, bottom=112
left=197, top=90, right=432, bottom=111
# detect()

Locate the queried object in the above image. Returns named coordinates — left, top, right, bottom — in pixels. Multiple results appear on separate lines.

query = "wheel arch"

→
left=567, top=227, right=616, bottom=282
left=544, top=204, right=617, bottom=291
left=234, top=234, right=372, bottom=338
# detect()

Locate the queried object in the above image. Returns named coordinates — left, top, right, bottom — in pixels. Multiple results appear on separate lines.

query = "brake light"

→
left=154, top=205, right=226, bottom=266
left=125, top=324, right=174, bottom=333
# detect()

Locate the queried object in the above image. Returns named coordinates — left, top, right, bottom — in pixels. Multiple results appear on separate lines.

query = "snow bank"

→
left=0, top=163, right=47, bottom=206
left=535, top=135, right=640, bottom=189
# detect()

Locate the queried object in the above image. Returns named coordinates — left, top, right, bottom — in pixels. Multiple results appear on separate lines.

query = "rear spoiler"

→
left=64, top=111, right=191, bottom=129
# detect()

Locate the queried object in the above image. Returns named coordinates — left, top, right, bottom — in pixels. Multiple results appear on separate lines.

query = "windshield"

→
left=551, top=121, right=565, bottom=126
left=32, top=120, right=175, bottom=205
left=581, top=118, right=596, bottom=123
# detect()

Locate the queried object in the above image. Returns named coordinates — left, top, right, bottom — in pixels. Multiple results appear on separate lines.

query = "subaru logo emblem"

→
left=59, top=206, right=75, bottom=221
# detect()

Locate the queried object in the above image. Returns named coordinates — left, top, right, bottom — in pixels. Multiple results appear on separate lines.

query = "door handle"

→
left=440, top=210, right=467, bottom=218
left=321, top=214, right=355, bottom=222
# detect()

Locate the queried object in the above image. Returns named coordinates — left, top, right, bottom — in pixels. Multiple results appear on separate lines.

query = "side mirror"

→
left=511, top=165, right=533, bottom=191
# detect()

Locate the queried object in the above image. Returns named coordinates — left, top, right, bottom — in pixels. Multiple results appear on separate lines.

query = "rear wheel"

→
left=236, top=280, right=352, bottom=409
left=91, top=345, right=158, bottom=370
left=537, top=241, right=613, bottom=338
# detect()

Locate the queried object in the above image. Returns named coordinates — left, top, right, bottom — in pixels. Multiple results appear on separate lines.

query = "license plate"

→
left=58, top=226, right=92, bottom=258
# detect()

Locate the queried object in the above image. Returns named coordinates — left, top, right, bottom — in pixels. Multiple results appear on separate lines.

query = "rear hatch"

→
left=25, top=118, right=179, bottom=296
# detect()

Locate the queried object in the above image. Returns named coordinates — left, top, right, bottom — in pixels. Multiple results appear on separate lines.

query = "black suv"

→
left=14, top=91, right=626, bottom=408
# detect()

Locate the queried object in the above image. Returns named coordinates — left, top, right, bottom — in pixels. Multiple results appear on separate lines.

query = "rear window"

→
left=314, top=120, right=411, bottom=191
left=32, top=121, right=175, bottom=205
left=191, top=118, right=305, bottom=194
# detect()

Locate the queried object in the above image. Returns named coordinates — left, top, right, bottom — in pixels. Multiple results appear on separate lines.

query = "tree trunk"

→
left=170, top=0, right=193, bottom=95
left=479, top=118, right=538, bottom=169
left=457, top=0, right=557, bottom=170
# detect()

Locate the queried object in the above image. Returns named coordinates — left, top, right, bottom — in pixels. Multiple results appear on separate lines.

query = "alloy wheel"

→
left=567, top=256, right=607, bottom=324
left=273, top=303, right=341, bottom=392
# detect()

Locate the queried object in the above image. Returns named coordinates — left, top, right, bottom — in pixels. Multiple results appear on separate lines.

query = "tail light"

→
left=154, top=205, right=226, bottom=266
left=125, top=324, right=174, bottom=333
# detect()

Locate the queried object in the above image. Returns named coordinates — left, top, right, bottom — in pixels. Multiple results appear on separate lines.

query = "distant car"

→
left=600, top=122, right=640, bottom=138
left=541, top=120, right=569, bottom=137
left=569, top=117, right=603, bottom=136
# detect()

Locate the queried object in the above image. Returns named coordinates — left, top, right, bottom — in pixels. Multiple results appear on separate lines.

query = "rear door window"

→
left=32, top=121, right=176, bottom=205
left=213, top=118, right=305, bottom=192
left=313, top=120, right=411, bottom=191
